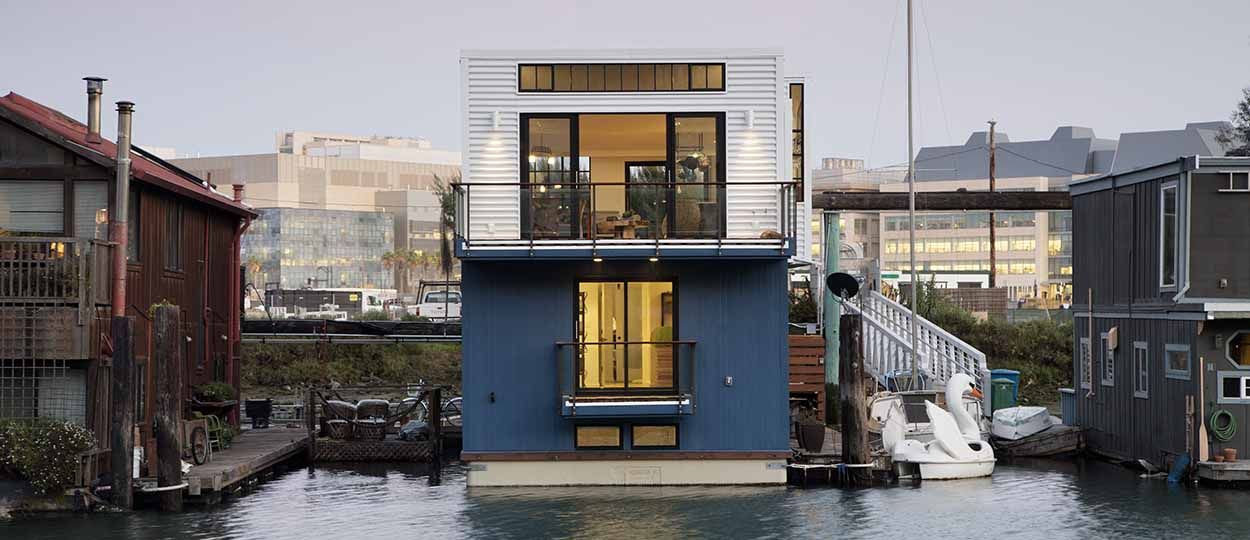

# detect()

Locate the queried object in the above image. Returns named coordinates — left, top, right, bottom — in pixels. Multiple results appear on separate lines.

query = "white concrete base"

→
left=466, top=459, right=787, bottom=486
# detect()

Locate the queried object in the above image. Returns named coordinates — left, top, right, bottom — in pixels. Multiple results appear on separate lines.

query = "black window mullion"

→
left=519, top=63, right=725, bottom=93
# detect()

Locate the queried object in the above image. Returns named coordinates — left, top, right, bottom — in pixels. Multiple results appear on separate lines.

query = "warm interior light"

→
left=528, top=154, right=537, bottom=163
left=547, top=156, right=556, bottom=165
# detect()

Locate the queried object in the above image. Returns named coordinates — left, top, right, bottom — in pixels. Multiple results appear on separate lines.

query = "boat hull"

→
left=991, top=406, right=1054, bottom=441
left=913, top=459, right=996, bottom=480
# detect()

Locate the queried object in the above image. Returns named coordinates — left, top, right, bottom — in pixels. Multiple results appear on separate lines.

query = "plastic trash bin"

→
left=990, top=368, right=1021, bottom=402
left=991, top=378, right=1017, bottom=412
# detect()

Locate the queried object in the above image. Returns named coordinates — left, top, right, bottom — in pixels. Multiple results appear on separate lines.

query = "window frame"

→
left=1132, top=341, right=1148, bottom=399
left=519, top=63, right=726, bottom=93
left=574, top=424, right=623, bottom=450
left=1100, top=332, right=1115, bottom=387
left=1164, top=343, right=1191, bottom=380
left=163, top=202, right=184, bottom=272
left=1159, top=181, right=1178, bottom=290
left=1079, top=337, right=1092, bottom=390
left=1223, top=330, right=1250, bottom=369
left=631, top=423, right=679, bottom=449
left=1217, top=371, right=1250, bottom=404
left=1217, top=171, right=1250, bottom=193
left=574, top=277, right=678, bottom=395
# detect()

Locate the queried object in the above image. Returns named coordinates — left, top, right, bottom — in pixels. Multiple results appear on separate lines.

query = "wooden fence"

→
left=788, top=335, right=826, bottom=422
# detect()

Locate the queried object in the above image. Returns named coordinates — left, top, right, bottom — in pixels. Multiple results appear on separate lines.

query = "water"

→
left=4, top=459, right=1249, bottom=539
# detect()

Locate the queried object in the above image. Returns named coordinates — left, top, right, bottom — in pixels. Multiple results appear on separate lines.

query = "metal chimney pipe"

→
left=232, top=184, right=245, bottom=203
left=84, top=77, right=106, bottom=143
left=111, top=101, right=134, bottom=317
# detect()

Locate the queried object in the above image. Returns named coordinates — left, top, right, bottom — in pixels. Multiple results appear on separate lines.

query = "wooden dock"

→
left=184, top=427, right=309, bottom=503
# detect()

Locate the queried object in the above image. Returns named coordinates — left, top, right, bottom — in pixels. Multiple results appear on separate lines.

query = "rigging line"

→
left=919, top=0, right=954, bottom=146
left=866, top=0, right=903, bottom=169
left=995, top=146, right=1086, bottom=175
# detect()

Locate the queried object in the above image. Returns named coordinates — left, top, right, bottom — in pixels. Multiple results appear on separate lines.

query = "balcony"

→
left=452, top=181, right=797, bottom=259
left=555, top=340, right=696, bottom=418
left=0, top=237, right=111, bottom=361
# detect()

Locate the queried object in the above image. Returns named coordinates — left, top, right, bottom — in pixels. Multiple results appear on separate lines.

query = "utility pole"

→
left=987, top=120, right=997, bottom=289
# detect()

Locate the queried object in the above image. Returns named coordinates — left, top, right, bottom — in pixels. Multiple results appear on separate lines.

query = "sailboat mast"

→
left=906, top=0, right=919, bottom=389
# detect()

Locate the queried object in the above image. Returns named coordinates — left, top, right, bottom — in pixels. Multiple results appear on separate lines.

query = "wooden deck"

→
left=185, top=427, right=308, bottom=501
left=1197, top=460, right=1250, bottom=485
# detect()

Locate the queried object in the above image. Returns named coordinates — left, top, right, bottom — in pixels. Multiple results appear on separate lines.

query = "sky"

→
left=2, top=0, right=1248, bottom=170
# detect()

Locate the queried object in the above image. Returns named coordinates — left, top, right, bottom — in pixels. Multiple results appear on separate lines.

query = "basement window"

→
left=632, top=424, right=678, bottom=449
left=575, top=425, right=621, bottom=449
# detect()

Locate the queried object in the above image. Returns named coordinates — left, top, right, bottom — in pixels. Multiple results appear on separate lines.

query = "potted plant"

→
left=795, top=407, right=825, bottom=453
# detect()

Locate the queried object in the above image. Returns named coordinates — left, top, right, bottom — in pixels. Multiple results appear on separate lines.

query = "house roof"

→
left=1109, top=122, right=1233, bottom=174
left=0, top=92, right=255, bottom=218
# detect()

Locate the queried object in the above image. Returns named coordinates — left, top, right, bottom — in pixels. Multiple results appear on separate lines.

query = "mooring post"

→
left=306, top=386, right=317, bottom=464
left=154, top=305, right=183, bottom=511
left=839, top=313, right=871, bottom=484
left=109, top=316, right=134, bottom=509
left=430, top=387, right=442, bottom=485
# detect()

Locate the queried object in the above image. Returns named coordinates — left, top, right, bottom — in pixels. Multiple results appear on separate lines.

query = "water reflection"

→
left=4, top=460, right=1250, bottom=539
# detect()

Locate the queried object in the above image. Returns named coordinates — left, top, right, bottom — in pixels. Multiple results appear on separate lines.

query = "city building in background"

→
left=879, top=126, right=1118, bottom=302
left=244, top=207, right=393, bottom=290
left=173, top=131, right=461, bottom=292
left=809, top=158, right=905, bottom=275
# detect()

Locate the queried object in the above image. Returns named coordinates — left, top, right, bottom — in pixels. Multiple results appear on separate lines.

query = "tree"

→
left=1217, top=87, right=1250, bottom=156
left=432, top=174, right=458, bottom=281
left=381, top=250, right=405, bottom=292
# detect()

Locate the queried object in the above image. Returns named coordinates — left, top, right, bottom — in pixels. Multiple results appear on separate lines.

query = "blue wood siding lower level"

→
left=461, top=258, right=789, bottom=454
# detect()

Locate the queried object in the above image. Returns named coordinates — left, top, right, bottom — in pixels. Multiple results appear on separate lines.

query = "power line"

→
left=995, top=146, right=1086, bottom=176
left=919, top=0, right=954, bottom=146
left=866, top=0, right=904, bottom=169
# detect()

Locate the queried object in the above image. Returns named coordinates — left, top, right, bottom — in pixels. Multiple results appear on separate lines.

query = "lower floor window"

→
left=1133, top=342, right=1148, bottom=399
left=632, top=424, right=678, bottom=448
left=575, top=425, right=621, bottom=449
left=1219, top=372, right=1250, bottom=403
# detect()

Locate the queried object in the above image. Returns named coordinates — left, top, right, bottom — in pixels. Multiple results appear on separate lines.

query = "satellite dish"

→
left=826, top=272, right=860, bottom=299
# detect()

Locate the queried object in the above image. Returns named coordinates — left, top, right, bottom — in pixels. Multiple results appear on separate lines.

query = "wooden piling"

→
left=154, top=305, right=183, bottom=511
left=306, top=386, right=317, bottom=463
left=839, top=313, right=872, bottom=484
left=109, top=316, right=134, bottom=509
left=429, top=388, right=442, bottom=484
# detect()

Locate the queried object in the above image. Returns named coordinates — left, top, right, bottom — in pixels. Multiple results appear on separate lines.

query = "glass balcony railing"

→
left=452, top=181, right=796, bottom=248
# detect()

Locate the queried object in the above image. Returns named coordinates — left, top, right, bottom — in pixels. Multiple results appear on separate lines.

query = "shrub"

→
left=912, top=281, right=1073, bottom=405
left=357, top=310, right=390, bottom=321
left=194, top=381, right=236, bottom=402
left=0, top=420, right=95, bottom=494
left=789, top=290, right=817, bottom=324
left=241, top=342, right=462, bottom=398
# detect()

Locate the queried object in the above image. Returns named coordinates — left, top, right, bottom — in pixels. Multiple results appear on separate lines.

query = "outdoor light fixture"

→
left=492, top=110, right=501, bottom=130
left=649, top=257, right=659, bottom=262
left=746, top=109, right=755, bottom=129
left=593, top=257, right=603, bottom=262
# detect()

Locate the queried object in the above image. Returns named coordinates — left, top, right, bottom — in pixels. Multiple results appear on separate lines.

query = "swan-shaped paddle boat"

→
left=881, top=373, right=996, bottom=480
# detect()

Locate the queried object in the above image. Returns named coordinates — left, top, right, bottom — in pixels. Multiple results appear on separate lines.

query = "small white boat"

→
left=868, top=390, right=989, bottom=444
left=991, top=406, right=1057, bottom=441
left=883, top=373, right=996, bottom=480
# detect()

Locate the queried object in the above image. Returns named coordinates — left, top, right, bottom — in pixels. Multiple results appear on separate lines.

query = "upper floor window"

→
left=0, top=180, right=63, bottom=236
left=1219, top=171, right=1250, bottom=192
left=519, top=63, right=725, bottom=93
left=1160, top=182, right=1177, bottom=288
left=164, top=203, right=183, bottom=271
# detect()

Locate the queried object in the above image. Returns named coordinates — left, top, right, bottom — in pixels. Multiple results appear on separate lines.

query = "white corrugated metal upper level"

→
left=458, top=48, right=798, bottom=255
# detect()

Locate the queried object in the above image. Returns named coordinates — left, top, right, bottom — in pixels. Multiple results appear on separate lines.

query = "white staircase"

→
left=841, top=290, right=987, bottom=390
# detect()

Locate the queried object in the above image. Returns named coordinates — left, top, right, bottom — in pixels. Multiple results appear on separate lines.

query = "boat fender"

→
left=1167, top=453, right=1190, bottom=484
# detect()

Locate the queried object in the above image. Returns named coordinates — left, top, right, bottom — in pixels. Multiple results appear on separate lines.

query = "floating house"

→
left=456, top=49, right=804, bottom=485
left=1071, top=143, right=1250, bottom=471
left=0, top=81, right=255, bottom=475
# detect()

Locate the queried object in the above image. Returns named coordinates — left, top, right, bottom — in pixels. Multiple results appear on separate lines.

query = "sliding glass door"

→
left=520, top=112, right=725, bottom=240
left=576, top=281, right=675, bottom=392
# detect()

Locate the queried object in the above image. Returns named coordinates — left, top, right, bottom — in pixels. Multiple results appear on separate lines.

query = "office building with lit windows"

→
left=879, top=127, right=1117, bottom=302
left=244, top=207, right=394, bottom=290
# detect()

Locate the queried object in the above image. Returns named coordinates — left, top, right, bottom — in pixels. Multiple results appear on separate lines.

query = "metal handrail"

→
left=555, top=340, right=697, bottom=416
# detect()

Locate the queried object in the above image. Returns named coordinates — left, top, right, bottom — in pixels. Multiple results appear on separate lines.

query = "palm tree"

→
left=432, top=174, right=458, bottom=281
left=403, top=250, right=421, bottom=292
left=381, top=250, right=403, bottom=292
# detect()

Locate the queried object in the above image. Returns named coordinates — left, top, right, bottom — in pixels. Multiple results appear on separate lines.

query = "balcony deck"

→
left=453, top=181, right=797, bottom=260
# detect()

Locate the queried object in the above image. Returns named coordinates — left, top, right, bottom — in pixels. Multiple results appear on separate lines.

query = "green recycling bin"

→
left=991, top=378, right=1017, bottom=412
